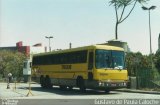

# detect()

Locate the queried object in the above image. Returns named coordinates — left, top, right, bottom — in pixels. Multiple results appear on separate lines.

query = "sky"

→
left=0, top=0, right=160, bottom=54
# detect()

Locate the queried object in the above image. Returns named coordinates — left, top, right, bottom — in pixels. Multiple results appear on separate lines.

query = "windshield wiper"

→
left=103, top=68, right=115, bottom=70
left=114, top=66, right=123, bottom=70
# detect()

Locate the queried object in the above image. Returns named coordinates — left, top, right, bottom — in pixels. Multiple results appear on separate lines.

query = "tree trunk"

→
left=115, top=22, right=118, bottom=40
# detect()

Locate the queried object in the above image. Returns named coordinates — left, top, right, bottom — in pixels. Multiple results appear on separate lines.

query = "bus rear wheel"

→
left=40, top=75, right=45, bottom=88
left=105, top=89, right=110, bottom=93
left=77, top=77, right=86, bottom=92
left=45, top=75, right=52, bottom=88
left=68, top=86, right=73, bottom=90
left=60, top=85, right=67, bottom=90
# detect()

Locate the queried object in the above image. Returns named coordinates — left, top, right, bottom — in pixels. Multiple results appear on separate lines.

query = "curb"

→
left=115, top=89, right=160, bottom=95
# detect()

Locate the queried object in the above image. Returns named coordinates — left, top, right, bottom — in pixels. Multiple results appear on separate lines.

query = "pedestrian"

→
left=7, top=73, right=12, bottom=89
left=8, top=73, right=12, bottom=83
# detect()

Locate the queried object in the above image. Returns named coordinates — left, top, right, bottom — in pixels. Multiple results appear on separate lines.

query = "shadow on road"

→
left=26, top=86, right=119, bottom=96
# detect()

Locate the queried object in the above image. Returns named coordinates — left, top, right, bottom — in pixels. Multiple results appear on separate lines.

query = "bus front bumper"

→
left=86, top=80, right=128, bottom=90
left=97, top=81, right=127, bottom=88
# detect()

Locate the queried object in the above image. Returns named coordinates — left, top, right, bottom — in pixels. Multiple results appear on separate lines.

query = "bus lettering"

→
left=62, top=65, right=72, bottom=69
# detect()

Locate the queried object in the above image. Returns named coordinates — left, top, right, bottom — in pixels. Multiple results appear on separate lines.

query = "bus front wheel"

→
left=105, top=89, right=110, bottom=93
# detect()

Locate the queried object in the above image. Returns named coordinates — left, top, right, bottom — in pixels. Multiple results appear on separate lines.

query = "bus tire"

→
left=40, top=75, right=45, bottom=88
left=68, top=86, right=73, bottom=90
left=77, top=77, right=86, bottom=92
left=60, top=85, right=67, bottom=90
left=45, top=75, right=52, bottom=88
left=105, top=89, right=110, bottom=93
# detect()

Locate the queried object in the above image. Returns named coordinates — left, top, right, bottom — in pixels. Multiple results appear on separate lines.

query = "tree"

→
left=154, top=51, right=160, bottom=73
left=109, top=0, right=149, bottom=40
left=0, top=50, right=26, bottom=79
left=125, top=52, right=151, bottom=76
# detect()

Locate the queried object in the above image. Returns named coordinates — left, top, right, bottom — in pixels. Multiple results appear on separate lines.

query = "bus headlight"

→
left=121, top=82, right=126, bottom=86
left=99, top=82, right=104, bottom=86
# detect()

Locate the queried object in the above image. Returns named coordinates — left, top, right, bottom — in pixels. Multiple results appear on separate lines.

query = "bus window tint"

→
left=96, top=50, right=112, bottom=69
left=32, top=50, right=87, bottom=65
left=112, top=51, right=125, bottom=69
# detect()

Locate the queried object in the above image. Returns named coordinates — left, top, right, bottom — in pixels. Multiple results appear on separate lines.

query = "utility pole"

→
left=142, top=5, right=156, bottom=69
left=69, top=43, right=72, bottom=49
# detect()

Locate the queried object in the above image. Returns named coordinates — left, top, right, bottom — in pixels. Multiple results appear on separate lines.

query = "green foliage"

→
left=109, top=0, right=149, bottom=39
left=154, top=51, right=160, bottom=73
left=109, top=0, right=148, bottom=7
left=125, top=52, right=151, bottom=76
left=0, top=50, right=26, bottom=78
left=126, top=52, right=160, bottom=88
left=110, top=0, right=133, bottom=7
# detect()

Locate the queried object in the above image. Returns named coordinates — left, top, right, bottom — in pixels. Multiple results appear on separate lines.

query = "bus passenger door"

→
left=88, top=51, right=93, bottom=80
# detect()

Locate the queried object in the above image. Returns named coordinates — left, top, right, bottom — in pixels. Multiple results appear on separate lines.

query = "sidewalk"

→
left=0, top=83, right=27, bottom=98
left=116, top=88, right=160, bottom=95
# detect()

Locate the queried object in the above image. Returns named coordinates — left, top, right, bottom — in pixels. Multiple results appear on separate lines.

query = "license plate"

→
left=111, top=83, right=116, bottom=86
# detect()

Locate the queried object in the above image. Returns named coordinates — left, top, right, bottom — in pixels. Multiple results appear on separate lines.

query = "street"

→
left=0, top=83, right=160, bottom=99
left=0, top=83, right=160, bottom=105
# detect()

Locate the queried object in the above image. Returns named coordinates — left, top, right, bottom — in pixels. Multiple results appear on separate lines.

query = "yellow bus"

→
left=32, top=45, right=128, bottom=92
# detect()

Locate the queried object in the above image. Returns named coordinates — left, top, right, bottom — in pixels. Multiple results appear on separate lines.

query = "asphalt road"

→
left=0, top=83, right=160, bottom=105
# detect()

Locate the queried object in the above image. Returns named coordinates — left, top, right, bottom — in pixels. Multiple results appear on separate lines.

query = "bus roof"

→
left=33, top=45, right=124, bottom=57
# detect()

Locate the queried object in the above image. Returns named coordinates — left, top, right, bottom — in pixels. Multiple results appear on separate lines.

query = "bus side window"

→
left=88, top=52, right=93, bottom=70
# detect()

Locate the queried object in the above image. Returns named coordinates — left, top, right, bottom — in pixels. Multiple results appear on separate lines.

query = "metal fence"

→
left=136, top=68, right=160, bottom=89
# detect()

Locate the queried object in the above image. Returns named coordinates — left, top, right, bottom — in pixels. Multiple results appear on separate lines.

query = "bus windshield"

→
left=95, top=50, right=125, bottom=69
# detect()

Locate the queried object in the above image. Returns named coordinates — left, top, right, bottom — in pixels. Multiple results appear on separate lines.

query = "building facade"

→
left=0, top=41, right=30, bottom=56
left=0, top=41, right=46, bottom=57
left=99, top=39, right=130, bottom=53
